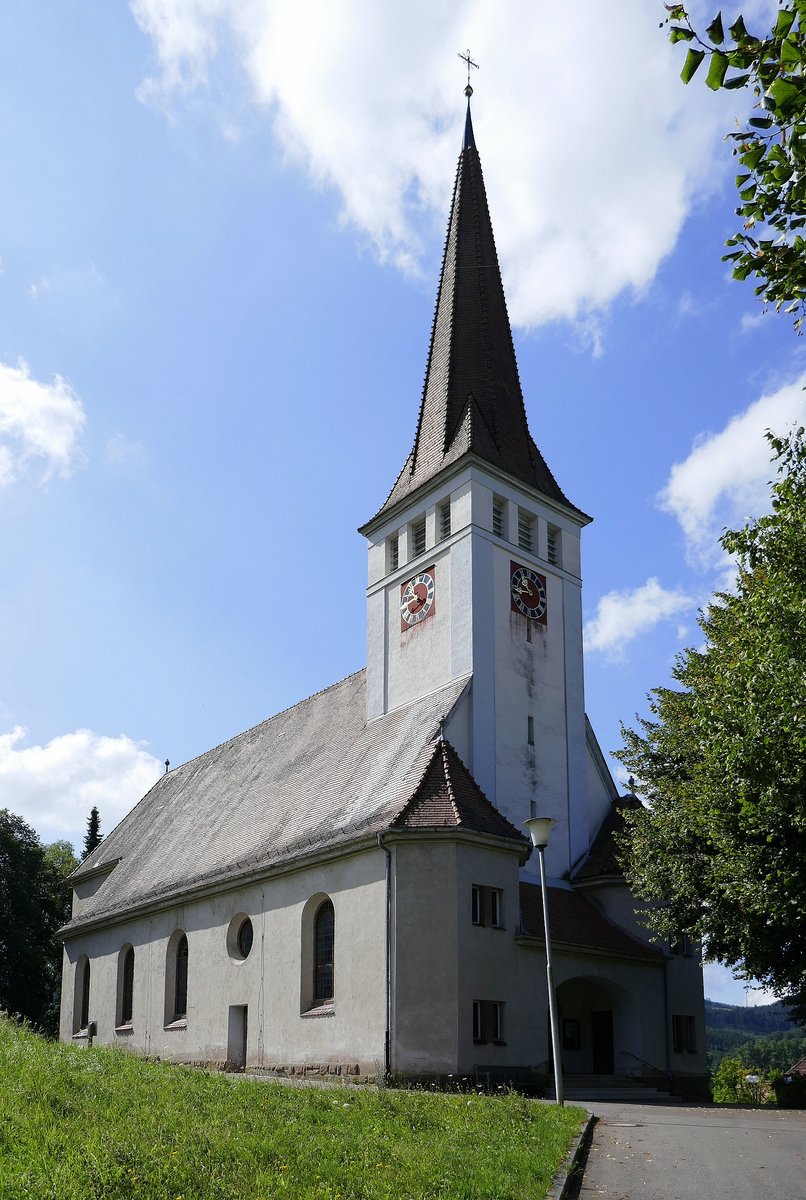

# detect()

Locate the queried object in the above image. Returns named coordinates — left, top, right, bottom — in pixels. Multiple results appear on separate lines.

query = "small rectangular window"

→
left=685, top=1015, right=697, bottom=1053
left=672, top=1014, right=697, bottom=1053
left=527, top=715, right=534, bottom=745
left=473, top=1000, right=504, bottom=1044
left=387, top=535, right=399, bottom=573
left=517, top=508, right=533, bottom=552
left=547, top=524, right=561, bottom=567
left=411, top=517, right=426, bottom=559
left=438, top=501, right=451, bottom=541
left=471, top=885, right=504, bottom=928
left=492, top=496, right=505, bottom=539
left=490, top=1001, right=504, bottom=1042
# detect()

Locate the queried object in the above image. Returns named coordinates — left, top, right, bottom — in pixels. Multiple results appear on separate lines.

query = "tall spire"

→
left=366, top=94, right=585, bottom=528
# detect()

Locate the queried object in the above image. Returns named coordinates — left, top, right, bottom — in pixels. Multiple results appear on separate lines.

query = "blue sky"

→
left=0, top=1, right=797, bottom=1006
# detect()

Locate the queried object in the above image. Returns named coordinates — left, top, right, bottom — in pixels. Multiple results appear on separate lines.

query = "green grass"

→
left=0, top=1018, right=583, bottom=1199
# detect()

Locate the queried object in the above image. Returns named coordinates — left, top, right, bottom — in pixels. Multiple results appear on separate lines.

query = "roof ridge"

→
left=440, top=738, right=463, bottom=823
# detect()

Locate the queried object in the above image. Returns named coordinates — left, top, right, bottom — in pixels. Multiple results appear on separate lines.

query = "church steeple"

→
left=366, top=97, right=585, bottom=528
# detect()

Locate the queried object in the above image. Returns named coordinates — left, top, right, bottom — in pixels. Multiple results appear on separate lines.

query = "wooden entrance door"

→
left=591, top=1010, right=614, bottom=1074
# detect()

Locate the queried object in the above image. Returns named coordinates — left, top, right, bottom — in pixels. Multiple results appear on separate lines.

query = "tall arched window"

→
left=174, top=934, right=188, bottom=1019
left=80, top=958, right=90, bottom=1029
left=313, top=899, right=334, bottom=1003
left=120, top=946, right=135, bottom=1026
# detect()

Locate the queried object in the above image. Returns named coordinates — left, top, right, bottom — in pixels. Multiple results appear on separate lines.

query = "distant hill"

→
left=705, top=1000, right=796, bottom=1035
left=705, top=1001, right=806, bottom=1074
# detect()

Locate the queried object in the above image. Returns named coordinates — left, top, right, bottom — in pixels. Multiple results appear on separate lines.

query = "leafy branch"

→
left=664, top=4, right=806, bottom=331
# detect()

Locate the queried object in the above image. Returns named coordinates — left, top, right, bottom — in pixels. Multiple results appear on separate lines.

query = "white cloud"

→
left=0, top=726, right=162, bottom=850
left=659, top=375, right=806, bottom=564
left=0, top=358, right=86, bottom=486
left=585, top=577, right=693, bottom=659
left=702, top=961, right=778, bottom=1007
left=130, top=0, right=731, bottom=328
left=739, top=309, right=767, bottom=333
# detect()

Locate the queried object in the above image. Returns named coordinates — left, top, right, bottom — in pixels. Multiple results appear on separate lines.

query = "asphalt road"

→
left=576, top=1101, right=806, bottom=1200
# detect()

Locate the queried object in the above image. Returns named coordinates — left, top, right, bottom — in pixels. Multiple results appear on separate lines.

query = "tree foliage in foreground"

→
left=0, top=811, right=77, bottom=1035
left=617, top=428, right=806, bottom=1015
left=665, top=3, right=806, bottom=330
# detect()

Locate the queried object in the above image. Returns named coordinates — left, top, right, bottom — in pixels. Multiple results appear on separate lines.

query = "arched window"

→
left=80, top=958, right=90, bottom=1029
left=119, top=946, right=135, bottom=1026
left=174, top=934, right=188, bottom=1019
left=313, top=899, right=334, bottom=1003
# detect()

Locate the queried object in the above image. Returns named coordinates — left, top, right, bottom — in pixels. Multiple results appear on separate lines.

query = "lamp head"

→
left=524, top=816, right=556, bottom=850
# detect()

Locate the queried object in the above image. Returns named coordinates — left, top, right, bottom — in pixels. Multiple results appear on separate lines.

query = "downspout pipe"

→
left=377, top=832, right=392, bottom=1080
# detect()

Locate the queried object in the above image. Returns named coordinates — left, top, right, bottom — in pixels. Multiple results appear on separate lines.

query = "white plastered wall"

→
left=60, top=848, right=387, bottom=1074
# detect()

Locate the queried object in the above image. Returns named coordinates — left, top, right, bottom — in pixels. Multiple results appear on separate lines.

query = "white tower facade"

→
left=360, top=105, right=592, bottom=879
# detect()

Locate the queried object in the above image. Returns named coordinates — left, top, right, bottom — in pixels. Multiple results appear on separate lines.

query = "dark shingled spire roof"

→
left=365, top=102, right=587, bottom=528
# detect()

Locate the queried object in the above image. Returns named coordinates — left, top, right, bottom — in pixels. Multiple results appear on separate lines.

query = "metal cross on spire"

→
left=458, top=48, right=479, bottom=97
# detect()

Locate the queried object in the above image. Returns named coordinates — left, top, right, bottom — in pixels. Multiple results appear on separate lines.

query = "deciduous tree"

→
left=617, top=428, right=806, bottom=1015
left=0, top=810, right=77, bottom=1034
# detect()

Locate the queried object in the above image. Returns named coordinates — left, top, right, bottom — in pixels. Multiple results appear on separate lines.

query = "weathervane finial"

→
left=458, top=48, right=479, bottom=97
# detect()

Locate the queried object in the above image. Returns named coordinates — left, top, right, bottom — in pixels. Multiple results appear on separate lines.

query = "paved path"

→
left=576, top=1101, right=806, bottom=1200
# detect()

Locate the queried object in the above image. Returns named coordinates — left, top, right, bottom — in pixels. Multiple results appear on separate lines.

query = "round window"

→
left=236, top=917, right=253, bottom=959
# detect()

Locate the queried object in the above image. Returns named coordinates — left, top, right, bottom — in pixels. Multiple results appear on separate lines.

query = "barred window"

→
left=492, top=497, right=505, bottom=538
left=517, top=508, right=533, bottom=552
left=411, top=517, right=426, bottom=559
left=387, top=534, right=399, bottom=573
left=547, top=524, right=561, bottom=567
left=438, top=501, right=451, bottom=541
left=313, top=899, right=335, bottom=1003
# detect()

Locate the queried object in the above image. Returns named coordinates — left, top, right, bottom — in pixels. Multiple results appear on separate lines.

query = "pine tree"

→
left=82, top=807, right=102, bottom=858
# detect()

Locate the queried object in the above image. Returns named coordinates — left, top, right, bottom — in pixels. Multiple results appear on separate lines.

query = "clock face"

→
left=510, top=562, right=548, bottom=623
left=400, top=567, right=436, bottom=630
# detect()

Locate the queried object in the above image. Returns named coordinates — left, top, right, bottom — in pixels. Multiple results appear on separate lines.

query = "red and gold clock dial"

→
left=510, top=561, right=547, bottom=624
left=400, top=567, right=436, bottom=630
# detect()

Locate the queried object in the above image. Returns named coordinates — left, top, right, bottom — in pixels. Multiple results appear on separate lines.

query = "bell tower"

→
left=359, top=97, right=592, bottom=877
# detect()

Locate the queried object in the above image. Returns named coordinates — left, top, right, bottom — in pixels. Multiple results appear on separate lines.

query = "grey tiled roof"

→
left=65, top=672, right=473, bottom=930
left=519, top=882, right=662, bottom=961
left=365, top=106, right=587, bottom=529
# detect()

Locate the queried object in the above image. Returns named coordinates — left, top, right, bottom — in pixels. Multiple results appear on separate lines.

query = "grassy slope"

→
left=0, top=1019, right=584, bottom=1200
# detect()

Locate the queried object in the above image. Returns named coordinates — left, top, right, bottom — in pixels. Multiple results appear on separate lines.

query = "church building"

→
left=60, top=97, right=708, bottom=1097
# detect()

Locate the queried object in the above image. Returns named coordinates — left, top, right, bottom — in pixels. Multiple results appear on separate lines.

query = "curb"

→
left=546, top=1110, right=596, bottom=1200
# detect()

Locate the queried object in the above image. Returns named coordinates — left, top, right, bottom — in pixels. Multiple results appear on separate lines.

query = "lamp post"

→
left=524, top=816, right=564, bottom=1106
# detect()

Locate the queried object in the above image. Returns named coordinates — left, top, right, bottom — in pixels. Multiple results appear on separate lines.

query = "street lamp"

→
left=524, top=816, right=564, bottom=1106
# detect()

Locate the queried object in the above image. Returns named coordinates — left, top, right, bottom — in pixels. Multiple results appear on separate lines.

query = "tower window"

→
left=517, top=509, right=534, bottom=553
left=438, top=501, right=451, bottom=541
left=387, top=534, right=399, bottom=573
left=492, top=496, right=505, bottom=539
left=527, top=716, right=534, bottom=745
left=411, top=517, right=426, bottom=559
left=547, top=524, right=561, bottom=567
